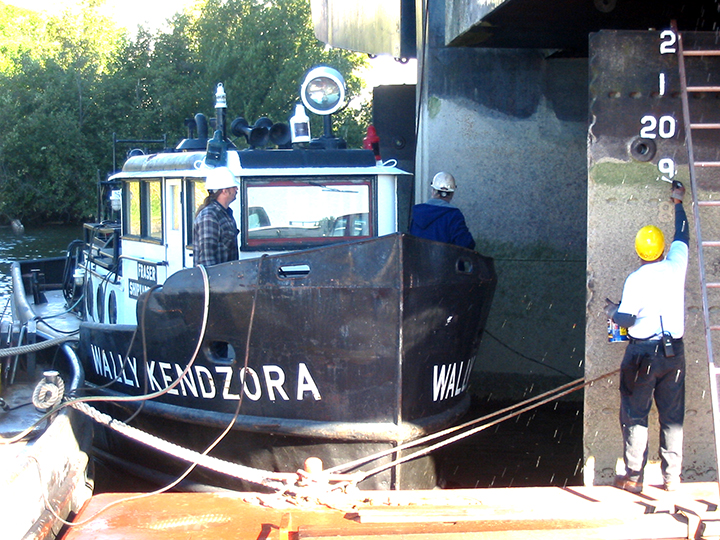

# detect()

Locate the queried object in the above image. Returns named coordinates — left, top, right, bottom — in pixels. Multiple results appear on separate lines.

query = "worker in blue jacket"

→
left=409, top=171, right=475, bottom=249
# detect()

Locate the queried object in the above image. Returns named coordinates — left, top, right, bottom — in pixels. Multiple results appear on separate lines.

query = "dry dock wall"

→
left=417, top=1, right=588, bottom=403
left=583, top=30, right=715, bottom=485
left=417, top=0, right=717, bottom=486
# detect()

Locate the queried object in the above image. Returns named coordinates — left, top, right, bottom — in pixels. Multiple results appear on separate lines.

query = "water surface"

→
left=0, top=224, right=82, bottom=320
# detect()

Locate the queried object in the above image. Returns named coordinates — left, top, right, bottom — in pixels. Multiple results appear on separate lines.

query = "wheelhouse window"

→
left=148, top=181, right=162, bottom=238
left=123, top=179, right=163, bottom=242
left=243, top=176, right=374, bottom=250
left=185, top=179, right=209, bottom=247
left=126, top=181, right=141, bottom=236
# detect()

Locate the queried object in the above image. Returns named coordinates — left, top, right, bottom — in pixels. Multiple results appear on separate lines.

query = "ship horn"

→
left=195, top=113, right=209, bottom=140
left=269, top=123, right=291, bottom=148
left=230, top=117, right=251, bottom=139
left=230, top=117, right=274, bottom=148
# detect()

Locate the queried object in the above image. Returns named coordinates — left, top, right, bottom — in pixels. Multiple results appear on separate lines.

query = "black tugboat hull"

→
left=78, top=234, right=496, bottom=490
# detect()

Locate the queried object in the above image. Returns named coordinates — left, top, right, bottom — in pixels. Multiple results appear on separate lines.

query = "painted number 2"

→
left=660, top=30, right=677, bottom=54
left=640, top=115, right=677, bottom=139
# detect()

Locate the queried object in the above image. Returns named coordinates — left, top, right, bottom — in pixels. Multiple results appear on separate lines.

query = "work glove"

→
left=604, top=298, right=619, bottom=319
left=671, top=180, right=685, bottom=202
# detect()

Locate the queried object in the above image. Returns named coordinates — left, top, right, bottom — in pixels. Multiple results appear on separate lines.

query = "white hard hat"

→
left=430, top=171, right=456, bottom=192
left=205, top=167, right=238, bottom=191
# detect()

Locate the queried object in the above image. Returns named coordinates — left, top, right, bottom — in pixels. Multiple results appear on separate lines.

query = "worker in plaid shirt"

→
left=193, top=167, right=240, bottom=266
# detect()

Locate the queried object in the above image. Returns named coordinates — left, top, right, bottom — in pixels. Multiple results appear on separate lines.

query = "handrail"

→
left=118, top=254, right=168, bottom=266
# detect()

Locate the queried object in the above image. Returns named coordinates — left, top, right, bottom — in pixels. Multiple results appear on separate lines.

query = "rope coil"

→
left=32, top=377, right=65, bottom=411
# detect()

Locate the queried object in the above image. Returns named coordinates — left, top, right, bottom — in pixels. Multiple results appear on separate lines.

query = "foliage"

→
left=0, top=1, right=125, bottom=223
left=0, top=4, right=43, bottom=72
left=0, top=0, right=370, bottom=224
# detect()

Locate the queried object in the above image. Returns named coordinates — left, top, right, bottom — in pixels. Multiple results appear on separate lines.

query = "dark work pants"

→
left=619, top=339, right=685, bottom=484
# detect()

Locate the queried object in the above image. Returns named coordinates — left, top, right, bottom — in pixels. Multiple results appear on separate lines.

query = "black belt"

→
left=629, top=336, right=683, bottom=344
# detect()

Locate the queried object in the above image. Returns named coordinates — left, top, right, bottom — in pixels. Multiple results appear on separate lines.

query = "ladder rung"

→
left=690, top=123, right=720, bottom=129
left=688, top=86, right=720, bottom=92
left=698, top=201, right=720, bottom=206
left=707, top=283, right=720, bottom=288
left=711, top=326, right=720, bottom=331
left=696, top=162, right=720, bottom=168
left=684, top=50, right=720, bottom=56
left=702, top=241, right=720, bottom=247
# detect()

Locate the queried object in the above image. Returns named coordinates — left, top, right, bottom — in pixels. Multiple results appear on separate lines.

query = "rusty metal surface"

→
left=60, top=482, right=720, bottom=540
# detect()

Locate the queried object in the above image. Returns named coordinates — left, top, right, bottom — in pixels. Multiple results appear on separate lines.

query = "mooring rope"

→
left=71, top=401, right=303, bottom=491
left=325, top=375, right=590, bottom=476
left=0, top=335, right=77, bottom=357
left=338, top=371, right=618, bottom=487
left=70, top=368, right=622, bottom=498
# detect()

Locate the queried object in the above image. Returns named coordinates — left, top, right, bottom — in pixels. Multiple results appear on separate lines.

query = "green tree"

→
left=0, top=0, right=126, bottom=223
left=0, top=3, right=44, bottom=73
left=0, top=0, right=371, bottom=223
left=111, top=0, right=369, bottom=150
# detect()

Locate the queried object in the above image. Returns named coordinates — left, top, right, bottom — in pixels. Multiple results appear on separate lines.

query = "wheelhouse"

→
left=78, top=67, right=412, bottom=327
left=81, top=148, right=411, bottom=326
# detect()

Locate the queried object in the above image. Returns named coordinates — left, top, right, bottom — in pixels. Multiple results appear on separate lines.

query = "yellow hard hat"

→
left=635, top=225, right=665, bottom=261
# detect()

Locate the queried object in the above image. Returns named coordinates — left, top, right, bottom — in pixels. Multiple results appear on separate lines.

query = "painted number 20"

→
left=640, top=115, right=676, bottom=139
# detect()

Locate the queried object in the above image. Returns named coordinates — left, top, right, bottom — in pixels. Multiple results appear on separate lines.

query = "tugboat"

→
left=13, top=67, right=496, bottom=491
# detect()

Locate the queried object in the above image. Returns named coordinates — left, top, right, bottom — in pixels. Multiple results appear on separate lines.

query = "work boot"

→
left=663, top=479, right=679, bottom=492
left=614, top=475, right=642, bottom=494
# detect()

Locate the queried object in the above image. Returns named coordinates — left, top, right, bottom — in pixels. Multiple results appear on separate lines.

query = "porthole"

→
left=97, top=284, right=104, bottom=323
left=108, top=291, right=117, bottom=324
left=456, top=257, right=474, bottom=274
left=86, top=276, right=94, bottom=320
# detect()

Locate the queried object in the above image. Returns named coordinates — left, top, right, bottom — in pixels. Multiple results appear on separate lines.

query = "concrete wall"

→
left=417, top=0, right=588, bottom=402
left=414, top=2, right=718, bottom=486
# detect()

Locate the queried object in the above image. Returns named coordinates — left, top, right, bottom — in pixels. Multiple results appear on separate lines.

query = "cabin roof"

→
left=110, top=149, right=410, bottom=181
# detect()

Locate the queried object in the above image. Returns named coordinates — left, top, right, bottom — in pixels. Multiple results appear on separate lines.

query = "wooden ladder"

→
left=674, top=21, right=720, bottom=486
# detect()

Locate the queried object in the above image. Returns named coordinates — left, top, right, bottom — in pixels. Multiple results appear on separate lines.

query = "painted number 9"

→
left=658, top=158, right=676, bottom=178
left=640, top=115, right=677, bottom=139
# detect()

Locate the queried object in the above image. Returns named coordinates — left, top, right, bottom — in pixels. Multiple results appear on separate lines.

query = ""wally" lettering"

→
left=432, top=358, right=474, bottom=402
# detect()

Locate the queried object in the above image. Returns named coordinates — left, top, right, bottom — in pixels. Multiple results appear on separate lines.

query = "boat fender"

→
left=32, top=370, right=65, bottom=412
